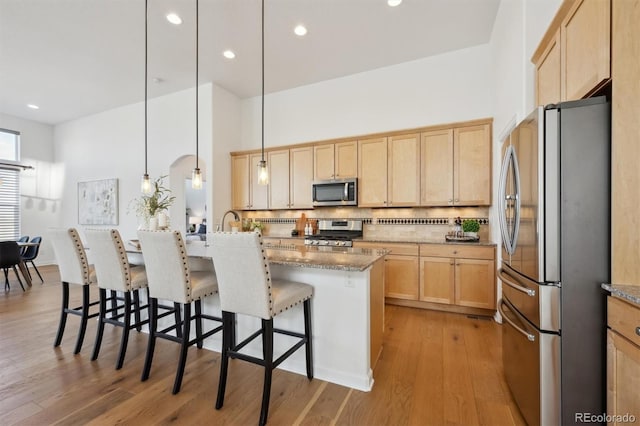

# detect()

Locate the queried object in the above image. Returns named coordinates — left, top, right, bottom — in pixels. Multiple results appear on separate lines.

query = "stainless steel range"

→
left=304, top=219, right=362, bottom=247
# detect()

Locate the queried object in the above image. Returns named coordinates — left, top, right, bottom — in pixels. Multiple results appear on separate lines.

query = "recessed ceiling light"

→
left=294, top=25, right=307, bottom=36
left=223, top=50, right=236, bottom=59
left=387, top=0, right=402, bottom=6
left=27, top=104, right=39, bottom=110
left=166, top=13, right=182, bottom=25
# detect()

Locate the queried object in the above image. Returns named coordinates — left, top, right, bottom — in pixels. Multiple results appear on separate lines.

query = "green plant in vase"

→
left=129, top=175, right=175, bottom=229
left=462, top=219, right=480, bottom=238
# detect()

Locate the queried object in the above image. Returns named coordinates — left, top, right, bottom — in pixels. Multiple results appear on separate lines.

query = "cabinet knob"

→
left=453, top=250, right=457, bottom=254
left=636, top=326, right=640, bottom=337
left=450, top=261, right=454, bottom=265
left=448, top=199, right=453, bottom=203
left=383, top=201, right=387, bottom=204
left=454, top=199, right=459, bottom=202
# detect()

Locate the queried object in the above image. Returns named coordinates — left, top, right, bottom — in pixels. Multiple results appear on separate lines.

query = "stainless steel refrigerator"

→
left=498, top=97, right=610, bottom=425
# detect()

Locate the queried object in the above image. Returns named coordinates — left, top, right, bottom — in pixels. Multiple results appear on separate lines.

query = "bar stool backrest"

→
left=48, top=228, right=92, bottom=285
left=209, top=232, right=272, bottom=319
left=137, top=230, right=192, bottom=304
left=85, top=229, right=132, bottom=292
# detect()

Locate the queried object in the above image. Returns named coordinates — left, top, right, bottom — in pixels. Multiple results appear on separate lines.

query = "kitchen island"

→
left=154, top=241, right=386, bottom=391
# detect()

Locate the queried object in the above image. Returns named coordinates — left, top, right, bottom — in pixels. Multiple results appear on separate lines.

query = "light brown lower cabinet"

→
left=419, top=244, right=496, bottom=310
left=607, top=297, right=640, bottom=423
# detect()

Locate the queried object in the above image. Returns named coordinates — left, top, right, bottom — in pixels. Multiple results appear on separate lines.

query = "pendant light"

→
left=191, top=0, right=203, bottom=189
left=141, top=0, right=152, bottom=194
left=257, top=0, right=268, bottom=185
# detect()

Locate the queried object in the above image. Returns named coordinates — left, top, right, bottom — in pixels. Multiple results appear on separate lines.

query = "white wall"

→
left=0, top=113, right=59, bottom=264
left=53, top=84, right=222, bottom=242
left=240, top=45, right=493, bottom=150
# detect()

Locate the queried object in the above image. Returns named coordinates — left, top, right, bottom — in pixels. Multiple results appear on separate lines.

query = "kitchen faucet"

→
left=218, top=210, right=240, bottom=232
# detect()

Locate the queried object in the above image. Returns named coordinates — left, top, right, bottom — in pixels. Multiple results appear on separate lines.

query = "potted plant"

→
left=129, top=175, right=175, bottom=230
left=462, top=219, right=480, bottom=238
left=249, top=220, right=265, bottom=234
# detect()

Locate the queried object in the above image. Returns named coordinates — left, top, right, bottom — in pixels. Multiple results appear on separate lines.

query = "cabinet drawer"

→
left=609, top=297, right=640, bottom=347
left=419, top=244, right=494, bottom=260
left=354, top=241, right=418, bottom=256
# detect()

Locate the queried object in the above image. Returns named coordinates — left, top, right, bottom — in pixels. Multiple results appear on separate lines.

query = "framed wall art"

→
left=78, top=178, right=118, bottom=225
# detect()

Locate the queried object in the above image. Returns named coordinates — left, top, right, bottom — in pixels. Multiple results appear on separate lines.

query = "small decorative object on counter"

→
left=129, top=175, right=175, bottom=230
left=250, top=220, right=265, bottom=234
left=462, top=219, right=480, bottom=238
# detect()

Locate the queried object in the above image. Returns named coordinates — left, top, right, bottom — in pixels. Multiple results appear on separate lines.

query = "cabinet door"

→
left=607, top=330, right=640, bottom=423
left=454, top=258, right=495, bottom=309
left=249, top=152, right=268, bottom=210
left=313, top=144, right=335, bottom=181
left=358, top=137, right=388, bottom=207
left=335, top=141, right=358, bottom=178
left=536, top=30, right=561, bottom=106
left=454, top=124, right=491, bottom=206
left=290, top=147, right=314, bottom=209
left=388, top=134, right=420, bottom=207
left=268, top=149, right=290, bottom=209
left=419, top=256, right=454, bottom=305
left=561, top=0, right=611, bottom=101
left=231, top=154, right=250, bottom=210
left=421, top=129, right=454, bottom=206
left=385, top=255, right=419, bottom=300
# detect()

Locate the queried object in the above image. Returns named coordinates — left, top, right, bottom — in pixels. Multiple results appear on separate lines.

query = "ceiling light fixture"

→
left=166, top=13, right=182, bottom=25
left=27, top=104, right=39, bottom=110
left=191, top=0, right=202, bottom=190
left=141, top=0, right=152, bottom=194
left=387, top=0, right=402, bottom=6
left=257, top=0, right=268, bottom=185
left=223, top=50, right=236, bottom=59
left=294, top=24, right=307, bottom=36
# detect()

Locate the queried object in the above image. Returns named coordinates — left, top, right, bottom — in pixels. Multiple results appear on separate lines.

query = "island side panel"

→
left=370, top=257, right=385, bottom=369
left=269, top=263, right=374, bottom=391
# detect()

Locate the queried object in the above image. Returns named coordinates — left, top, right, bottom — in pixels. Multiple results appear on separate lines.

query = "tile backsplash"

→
left=240, top=206, right=490, bottom=241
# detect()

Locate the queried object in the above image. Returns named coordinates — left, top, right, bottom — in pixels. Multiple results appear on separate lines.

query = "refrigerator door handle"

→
left=499, top=299, right=536, bottom=342
left=499, top=269, right=536, bottom=297
left=498, top=145, right=521, bottom=255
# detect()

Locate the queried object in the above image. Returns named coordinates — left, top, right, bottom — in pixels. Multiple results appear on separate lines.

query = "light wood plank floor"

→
left=1, top=265, right=526, bottom=425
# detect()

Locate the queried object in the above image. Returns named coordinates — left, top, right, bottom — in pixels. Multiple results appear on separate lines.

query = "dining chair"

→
left=0, top=241, right=26, bottom=291
left=137, top=230, right=222, bottom=394
left=48, top=228, right=100, bottom=354
left=209, top=231, right=314, bottom=426
left=17, top=235, right=29, bottom=256
left=20, top=236, right=43, bottom=283
left=85, top=229, right=149, bottom=369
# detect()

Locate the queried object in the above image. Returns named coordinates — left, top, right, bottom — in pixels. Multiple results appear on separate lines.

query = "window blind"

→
left=0, top=167, right=19, bottom=241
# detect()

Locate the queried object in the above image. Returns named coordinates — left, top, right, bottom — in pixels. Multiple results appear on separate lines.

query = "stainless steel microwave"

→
left=312, top=178, right=358, bottom=207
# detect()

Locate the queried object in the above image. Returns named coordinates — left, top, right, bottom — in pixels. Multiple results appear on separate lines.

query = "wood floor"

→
left=1, top=265, right=526, bottom=425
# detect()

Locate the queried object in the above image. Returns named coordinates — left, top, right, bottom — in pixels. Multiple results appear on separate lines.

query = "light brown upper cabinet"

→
left=313, top=141, right=357, bottom=181
left=533, top=0, right=610, bottom=105
left=267, top=149, right=290, bottom=209
left=289, top=146, right=314, bottom=209
left=561, top=0, right=610, bottom=101
left=358, top=137, right=388, bottom=207
left=536, top=30, right=561, bottom=106
left=421, top=124, right=491, bottom=206
left=231, top=153, right=268, bottom=210
left=358, top=134, right=420, bottom=207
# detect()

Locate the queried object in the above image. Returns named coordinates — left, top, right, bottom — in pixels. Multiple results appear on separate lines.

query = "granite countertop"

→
left=601, top=283, right=640, bottom=307
left=265, top=244, right=387, bottom=272
left=262, top=234, right=496, bottom=246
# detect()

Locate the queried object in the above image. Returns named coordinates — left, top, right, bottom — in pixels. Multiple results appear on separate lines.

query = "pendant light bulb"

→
left=257, top=160, right=269, bottom=185
left=191, top=167, right=202, bottom=189
left=141, top=173, right=152, bottom=194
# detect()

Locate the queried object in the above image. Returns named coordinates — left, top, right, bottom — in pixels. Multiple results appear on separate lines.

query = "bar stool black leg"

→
left=304, top=299, right=313, bottom=379
left=116, top=292, right=132, bottom=370
left=215, top=311, right=233, bottom=410
left=174, top=302, right=183, bottom=338
left=31, top=261, right=44, bottom=283
left=109, top=290, right=118, bottom=319
left=54, top=282, right=70, bottom=347
left=133, top=289, right=142, bottom=332
left=173, top=303, right=191, bottom=394
left=141, top=297, right=158, bottom=382
left=91, top=288, right=107, bottom=361
left=259, top=319, right=274, bottom=426
left=73, top=285, right=90, bottom=354
left=195, top=300, right=203, bottom=349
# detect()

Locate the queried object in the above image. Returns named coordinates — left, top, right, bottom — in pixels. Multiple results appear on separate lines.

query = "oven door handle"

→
left=499, top=269, right=536, bottom=297
left=498, top=299, right=536, bottom=342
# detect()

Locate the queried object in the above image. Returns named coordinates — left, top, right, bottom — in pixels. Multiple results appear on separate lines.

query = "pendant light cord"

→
left=261, top=0, right=265, bottom=162
left=195, top=0, right=199, bottom=169
left=144, top=0, right=148, bottom=176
